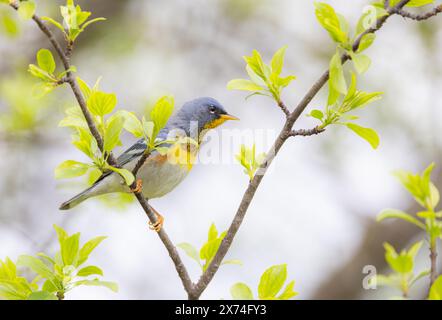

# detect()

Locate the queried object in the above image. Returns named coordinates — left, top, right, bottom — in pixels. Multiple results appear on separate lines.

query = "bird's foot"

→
left=149, top=211, right=164, bottom=232
left=130, top=179, right=143, bottom=193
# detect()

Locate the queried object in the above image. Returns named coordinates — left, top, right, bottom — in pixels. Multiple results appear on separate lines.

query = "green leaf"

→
left=41, top=17, right=65, bottom=33
left=17, top=255, right=59, bottom=288
left=1, top=12, right=20, bottom=37
left=346, top=123, right=380, bottom=149
left=28, top=64, right=53, bottom=81
left=37, top=49, right=56, bottom=74
left=393, top=163, right=436, bottom=209
left=384, top=243, right=413, bottom=274
left=77, top=77, right=92, bottom=100
left=18, top=0, right=36, bottom=20
left=244, top=50, right=266, bottom=80
left=351, top=53, right=371, bottom=74
left=108, top=167, right=134, bottom=186
left=430, top=183, right=440, bottom=209
left=227, top=79, right=264, bottom=92
left=410, top=269, right=431, bottom=287
left=78, top=236, right=107, bottom=266
left=53, top=224, right=68, bottom=244
left=59, top=106, right=87, bottom=129
left=429, top=276, right=442, bottom=300
left=258, top=264, right=287, bottom=299
left=55, top=160, right=90, bottom=179
left=72, top=279, right=118, bottom=292
left=377, top=209, right=426, bottom=229
left=327, top=79, right=340, bottom=106
left=407, top=241, right=423, bottom=259
left=37, top=253, right=55, bottom=266
left=221, top=259, right=243, bottom=266
left=61, top=233, right=80, bottom=266
left=270, top=46, right=287, bottom=76
left=27, top=291, right=57, bottom=300
left=329, top=52, right=347, bottom=94
left=31, top=82, right=55, bottom=98
left=150, top=95, right=174, bottom=139
left=77, top=266, right=103, bottom=277
left=357, top=33, right=376, bottom=53
left=87, top=91, right=117, bottom=116
left=177, top=243, right=201, bottom=266
left=314, top=2, right=347, bottom=43
left=277, top=280, right=297, bottom=300
left=81, top=17, right=106, bottom=31
left=104, top=114, right=125, bottom=152
left=308, top=109, right=324, bottom=120
left=230, top=283, right=253, bottom=300
left=142, top=118, right=154, bottom=140
left=208, top=223, right=218, bottom=241
left=42, top=280, right=58, bottom=293
left=118, top=111, right=144, bottom=138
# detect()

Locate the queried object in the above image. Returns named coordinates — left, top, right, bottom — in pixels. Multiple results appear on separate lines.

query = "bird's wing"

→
left=115, top=138, right=147, bottom=167
left=91, top=138, right=147, bottom=185
left=92, top=129, right=171, bottom=184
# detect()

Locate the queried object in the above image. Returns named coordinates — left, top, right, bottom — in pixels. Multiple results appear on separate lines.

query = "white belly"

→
left=136, top=158, right=190, bottom=199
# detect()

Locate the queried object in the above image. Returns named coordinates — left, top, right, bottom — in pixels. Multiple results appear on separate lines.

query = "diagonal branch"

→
left=288, top=126, right=325, bottom=138
left=9, top=1, right=195, bottom=296
left=277, top=100, right=291, bottom=117
left=190, top=0, right=414, bottom=300
left=394, top=5, right=442, bottom=21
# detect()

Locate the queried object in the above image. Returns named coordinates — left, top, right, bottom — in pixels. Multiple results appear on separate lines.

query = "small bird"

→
left=59, top=97, right=238, bottom=231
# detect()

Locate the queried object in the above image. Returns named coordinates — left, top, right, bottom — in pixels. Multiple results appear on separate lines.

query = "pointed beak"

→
left=220, top=113, right=240, bottom=121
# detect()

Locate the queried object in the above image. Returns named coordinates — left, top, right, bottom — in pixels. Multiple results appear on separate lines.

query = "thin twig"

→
left=395, top=5, right=442, bottom=21
left=430, top=241, right=438, bottom=288
left=191, top=0, right=414, bottom=300
left=288, top=126, right=325, bottom=138
left=277, top=100, right=291, bottom=117
left=129, top=149, right=196, bottom=294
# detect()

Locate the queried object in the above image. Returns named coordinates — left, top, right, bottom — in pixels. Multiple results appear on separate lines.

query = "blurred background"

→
left=0, top=0, right=441, bottom=299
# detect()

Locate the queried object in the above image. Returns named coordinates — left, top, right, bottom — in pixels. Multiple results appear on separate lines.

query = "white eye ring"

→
left=209, top=106, right=216, bottom=114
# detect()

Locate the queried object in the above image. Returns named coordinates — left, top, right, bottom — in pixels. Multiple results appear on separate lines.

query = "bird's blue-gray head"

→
left=165, top=97, right=238, bottom=137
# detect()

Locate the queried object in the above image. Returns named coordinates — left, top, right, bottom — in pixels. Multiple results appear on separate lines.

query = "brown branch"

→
left=288, top=126, right=325, bottom=138
left=430, top=241, right=438, bottom=289
left=130, top=150, right=196, bottom=295
left=191, top=0, right=414, bottom=300
left=9, top=1, right=194, bottom=296
left=277, top=100, right=291, bottom=117
left=394, top=5, right=442, bottom=21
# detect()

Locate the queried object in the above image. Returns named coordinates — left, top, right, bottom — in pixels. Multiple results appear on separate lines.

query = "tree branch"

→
left=288, top=126, right=325, bottom=138
left=394, top=5, right=442, bottom=21
left=277, top=100, right=291, bottom=117
left=191, top=0, right=414, bottom=300
left=430, top=241, right=438, bottom=289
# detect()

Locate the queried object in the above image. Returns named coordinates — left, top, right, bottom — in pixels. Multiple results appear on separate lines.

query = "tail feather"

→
left=59, top=184, right=98, bottom=210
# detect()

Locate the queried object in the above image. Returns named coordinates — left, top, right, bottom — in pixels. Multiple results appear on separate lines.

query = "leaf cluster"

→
left=230, top=264, right=297, bottom=300
left=177, top=223, right=242, bottom=272
left=0, top=225, right=117, bottom=300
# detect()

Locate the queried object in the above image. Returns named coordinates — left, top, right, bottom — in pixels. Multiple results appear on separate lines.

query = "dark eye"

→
left=209, top=105, right=217, bottom=114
